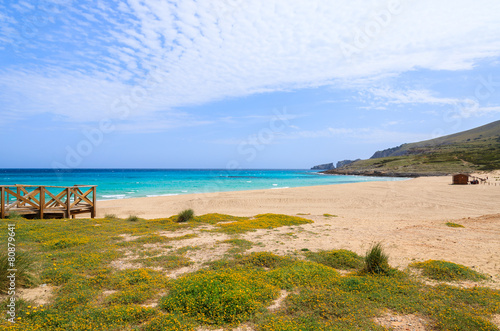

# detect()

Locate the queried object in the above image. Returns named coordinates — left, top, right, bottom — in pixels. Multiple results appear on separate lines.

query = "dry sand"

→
left=99, top=174, right=500, bottom=284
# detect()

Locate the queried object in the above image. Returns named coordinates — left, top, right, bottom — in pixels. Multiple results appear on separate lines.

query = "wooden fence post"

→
left=40, top=186, right=45, bottom=219
left=16, top=186, right=21, bottom=207
left=91, top=186, right=96, bottom=219
left=1, top=187, right=5, bottom=219
left=66, top=188, right=71, bottom=219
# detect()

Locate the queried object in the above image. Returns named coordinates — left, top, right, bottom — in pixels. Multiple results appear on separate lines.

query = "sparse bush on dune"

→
left=126, top=215, right=140, bottom=222
left=362, top=242, right=391, bottom=275
left=176, top=209, right=194, bottom=223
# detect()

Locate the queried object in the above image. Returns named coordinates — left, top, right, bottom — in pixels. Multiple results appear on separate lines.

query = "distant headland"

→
left=312, top=120, right=500, bottom=177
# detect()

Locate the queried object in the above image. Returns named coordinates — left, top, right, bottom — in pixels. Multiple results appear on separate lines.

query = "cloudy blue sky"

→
left=1, top=0, right=500, bottom=169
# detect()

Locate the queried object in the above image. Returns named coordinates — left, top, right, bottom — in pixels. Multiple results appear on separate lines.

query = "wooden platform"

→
left=1, top=185, right=96, bottom=219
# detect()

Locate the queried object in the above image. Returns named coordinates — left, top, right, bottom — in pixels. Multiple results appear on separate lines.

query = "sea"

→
left=0, top=169, right=406, bottom=201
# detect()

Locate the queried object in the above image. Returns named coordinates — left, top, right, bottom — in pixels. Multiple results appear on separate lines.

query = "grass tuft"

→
left=446, top=222, right=465, bottom=228
left=105, top=213, right=118, bottom=220
left=410, top=260, right=488, bottom=281
left=0, top=251, right=35, bottom=293
left=362, top=242, right=391, bottom=275
left=127, top=215, right=140, bottom=222
left=7, top=211, right=25, bottom=220
left=176, top=209, right=194, bottom=223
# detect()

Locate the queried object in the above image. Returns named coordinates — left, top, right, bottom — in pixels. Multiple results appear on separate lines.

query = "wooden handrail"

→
left=0, top=184, right=97, bottom=188
left=1, top=185, right=97, bottom=219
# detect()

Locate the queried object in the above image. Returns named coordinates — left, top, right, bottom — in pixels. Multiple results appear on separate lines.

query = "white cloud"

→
left=367, top=88, right=461, bottom=105
left=1, top=0, right=500, bottom=129
left=364, top=87, right=500, bottom=118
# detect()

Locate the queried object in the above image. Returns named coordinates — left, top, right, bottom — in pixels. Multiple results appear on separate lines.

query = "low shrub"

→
left=127, top=215, right=140, bottom=222
left=267, top=261, right=339, bottom=289
left=161, top=269, right=278, bottom=325
left=176, top=209, right=194, bottom=223
left=410, top=260, right=488, bottom=281
left=362, top=243, right=390, bottom=275
left=306, top=249, right=364, bottom=270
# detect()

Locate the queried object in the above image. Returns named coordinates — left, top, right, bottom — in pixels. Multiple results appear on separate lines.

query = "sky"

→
left=1, top=0, right=500, bottom=169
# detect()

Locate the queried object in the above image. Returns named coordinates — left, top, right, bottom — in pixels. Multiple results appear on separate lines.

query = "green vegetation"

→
left=446, top=222, right=465, bottom=228
left=0, top=251, right=35, bottom=293
left=306, top=249, right=364, bottom=270
left=141, top=313, right=196, bottom=331
left=215, top=213, right=312, bottom=234
left=327, top=120, right=500, bottom=174
left=106, top=268, right=169, bottom=305
left=323, top=213, right=337, bottom=217
left=126, top=215, right=140, bottom=222
left=410, top=260, right=488, bottom=282
left=222, top=238, right=254, bottom=254
left=0, top=215, right=499, bottom=330
left=161, top=269, right=278, bottom=325
left=7, top=211, right=24, bottom=220
left=176, top=209, right=194, bottom=223
left=362, top=242, right=391, bottom=275
left=135, top=254, right=192, bottom=270
left=104, top=213, right=118, bottom=220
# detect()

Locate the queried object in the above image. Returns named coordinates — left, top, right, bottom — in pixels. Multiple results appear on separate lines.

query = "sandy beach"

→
left=99, top=174, right=500, bottom=283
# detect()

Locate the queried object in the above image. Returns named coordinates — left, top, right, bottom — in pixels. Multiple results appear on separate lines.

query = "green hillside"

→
left=325, top=120, right=500, bottom=176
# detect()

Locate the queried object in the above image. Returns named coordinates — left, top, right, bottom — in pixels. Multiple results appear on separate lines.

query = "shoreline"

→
left=95, top=175, right=409, bottom=202
left=321, top=169, right=450, bottom=177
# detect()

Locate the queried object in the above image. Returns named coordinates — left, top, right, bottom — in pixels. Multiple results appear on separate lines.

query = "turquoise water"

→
left=0, top=169, right=406, bottom=201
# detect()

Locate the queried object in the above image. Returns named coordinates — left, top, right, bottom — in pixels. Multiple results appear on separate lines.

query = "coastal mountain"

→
left=311, top=163, right=335, bottom=170
left=322, top=120, right=500, bottom=177
left=311, top=159, right=360, bottom=170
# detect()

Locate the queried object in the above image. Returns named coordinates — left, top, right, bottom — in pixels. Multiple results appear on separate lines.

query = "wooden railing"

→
left=0, top=185, right=96, bottom=219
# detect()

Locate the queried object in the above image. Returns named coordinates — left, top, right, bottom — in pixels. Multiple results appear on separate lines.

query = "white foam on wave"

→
left=102, top=194, right=126, bottom=199
left=272, top=183, right=278, bottom=186
left=271, top=187, right=290, bottom=190
left=146, top=193, right=179, bottom=198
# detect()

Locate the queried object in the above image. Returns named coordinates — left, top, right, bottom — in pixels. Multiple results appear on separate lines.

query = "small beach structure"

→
left=1, top=185, right=96, bottom=219
left=452, top=174, right=469, bottom=185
